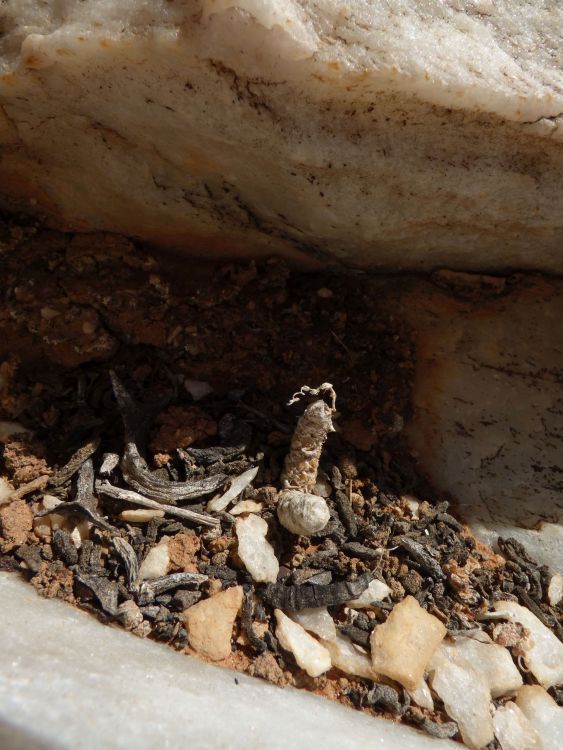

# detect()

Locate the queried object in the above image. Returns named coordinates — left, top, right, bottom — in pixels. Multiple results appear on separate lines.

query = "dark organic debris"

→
left=259, top=574, right=372, bottom=610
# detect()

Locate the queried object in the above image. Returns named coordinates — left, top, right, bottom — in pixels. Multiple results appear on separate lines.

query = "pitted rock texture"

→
left=0, top=1, right=562, bottom=270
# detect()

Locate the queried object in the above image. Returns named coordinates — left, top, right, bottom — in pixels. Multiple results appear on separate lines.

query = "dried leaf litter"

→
left=0, top=219, right=562, bottom=750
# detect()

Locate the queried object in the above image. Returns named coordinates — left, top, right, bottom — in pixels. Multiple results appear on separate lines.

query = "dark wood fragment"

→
left=138, top=572, right=208, bottom=605
left=259, top=573, right=371, bottom=611
left=335, top=490, right=358, bottom=538
left=52, top=529, right=79, bottom=566
left=50, top=438, right=100, bottom=487
left=241, top=590, right=267, bottom=653
left=111, top=536, right=140, bottom=592
left=342, top=542, right=381, bottom=560
left=73, top=570, right=118, bottom=615
left=394, top=536, right=445, bottom=580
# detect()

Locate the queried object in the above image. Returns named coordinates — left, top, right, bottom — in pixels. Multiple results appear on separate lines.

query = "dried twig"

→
left=96, top=480, right=220, bottom=528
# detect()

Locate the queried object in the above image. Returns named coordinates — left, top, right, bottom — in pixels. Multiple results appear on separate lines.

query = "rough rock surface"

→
left=1, top=2, right=562, bottom=270
left=182, top=585, right=244, bottom=661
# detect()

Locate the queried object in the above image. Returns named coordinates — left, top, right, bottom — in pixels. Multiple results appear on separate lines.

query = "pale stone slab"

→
left=0, top=2, right=562, bottom=270
left=0, top=573, right=459, bottom=750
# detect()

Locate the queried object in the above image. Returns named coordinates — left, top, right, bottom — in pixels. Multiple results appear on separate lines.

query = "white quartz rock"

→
left=290, top=607, right=336, bottom=641
left=0, top=477, right=13, bottom=506
left=275, top=609, right=331, bottom=678
left=235, top=514, right=279, bottom=583
left=321, top=635, right=376, bottom=680
left=547, top=574, right=562, bottom=607
left=493, top=702, right=539, bottom=750
left=407, top=678, right=434, bottom=712
left=493, top=601, right=563, bottom=688
left=445, top=633, right=522, bottom=698
left=0, top=421, right=31, bottom=442
left=429, top=647, right=494, bottom=750
left=3, top=2, right=562, bottom=271
left=0, top=572, right=462, bottom=750
left=346, top=579, right=391, bottom=608
left=139, top=540, right=170, bottom=581
left=276, top=490, right=330, bottom=536
left=207, top=467, right=259, bottom=513
left=230, top=500, right=264, bottom=516
left=516, top=686, right=563, bottom=750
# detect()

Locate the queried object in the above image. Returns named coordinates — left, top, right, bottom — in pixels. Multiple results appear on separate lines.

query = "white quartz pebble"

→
left=493, top=701, right=539, bottom=750
left=346, top=578, right=391, bottom=608
left=207, top=467, right=259, bottom=513
left=41, top=494, right=63, bottom=511
left=139, top=540, right=170, bottom=581
left=276, top=489, right=330, bottom=536
left=493, top=601, right=563, bottom=688
left=0, top=477, right=13, bottom=506
left=0, top=420, right=31, bottom=442
left=290, top=607, right=336, bottom=641
left=516, top=685, right=563, bottom=750
left=230, top=500, right=263, bottom=516
left=407, top=677, right=434, bottom=712
left=321, top=635, right=376, bottom=680
left=184, top=379, right=213, bottom=401
left=547, top=573, right=562, bottom=607
left=275, top=609, right=331, bottom=678
left=446, top=633, right=522, bottom=698
left=236, top=514, right=279, bottom=583
left=429, top=647, right=494, bottom=749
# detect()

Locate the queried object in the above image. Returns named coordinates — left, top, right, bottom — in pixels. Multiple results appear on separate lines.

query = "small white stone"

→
left=184, top=379, right=213, bottom=401
left=346, top=578, right=392, bottom=608
left=407, top=677, right=434, bottom=712
left=446, top=633, right=522, bottom=698
left=321, top=635, right=376, bottom=680
left=313, top=473, right=332, bottom=497
left=42, top=494, right=63, bottom=511
left=0, top=420, right=31, bottom=442
left=429, top=646, right=494, bottom=750
left=116, top=600, right=144, bottom=631
left=547, top=573, right=563, bottom=607
left=275, top=609, right=331, bottom=678
left=493, top=701, right=539, bottom=750
left=276, top=489, right=330, bottom=536
left=290, top=607, right=336, bottom=641
left=0, top=477, right=14, bottom=506
left=139, top=540, right=170, bottom=581
left=236, top=515, right=279, bottom=583
left=493, top=600, right=563, bottom=688
left=207, top=466, right=259, bottom=513
left=402, top=495, right=420, bottom=519
left=516, top=685, right=563, bottom=750
left=70, top=519, right=91, bottom=549
left=230, top=500, right=263, bottom=516
left=119, top=509, right=165, bottom=523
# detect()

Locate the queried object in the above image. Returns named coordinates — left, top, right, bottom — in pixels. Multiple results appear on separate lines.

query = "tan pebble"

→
left=0, top=477, right=14, bottom=506
left=370, top=595, right=446, bottom=690
left=119, top=508, right=165, bottom=523
left=182, top=586, right=244, bottom=661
